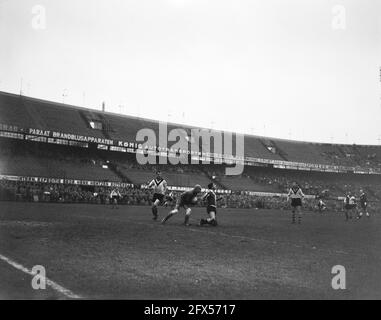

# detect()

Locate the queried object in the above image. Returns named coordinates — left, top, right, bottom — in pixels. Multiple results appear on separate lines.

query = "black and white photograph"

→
left=0, top=0, right=381, bottom=304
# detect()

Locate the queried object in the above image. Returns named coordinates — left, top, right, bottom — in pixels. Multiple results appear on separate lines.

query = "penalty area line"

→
left=0, top=253, right=82, bottom=299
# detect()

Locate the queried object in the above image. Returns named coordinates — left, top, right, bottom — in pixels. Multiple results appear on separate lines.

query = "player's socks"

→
left=210, top=219, right=218, bottom=226
left=205, top=218, right=217, bottom=226
left=152, top=206, right=158, bottom=220
left=183, top=208, right=192, bottom=226
left=161, top=213, right=173, bottom=224
left=184, top=215, right=190, bottom=226
left=298, top=216, right=301, bottom=224
left=292, top=213, right=296, bottom=224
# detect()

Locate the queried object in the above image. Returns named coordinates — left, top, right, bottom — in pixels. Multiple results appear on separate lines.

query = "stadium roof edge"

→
left=0, top=90, right=380, bottom=148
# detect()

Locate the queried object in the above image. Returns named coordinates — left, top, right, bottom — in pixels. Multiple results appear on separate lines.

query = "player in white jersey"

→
left=110, top=188, right=121, bottom=209
left=148, top=171, right=168, bottom=220
left=287, top=182, right=305, bottom=224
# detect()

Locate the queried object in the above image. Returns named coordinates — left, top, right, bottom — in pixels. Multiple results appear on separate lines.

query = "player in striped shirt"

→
left=343, top=192, right=356, bottom=221
left=287, top=182, right=305, bottom=224
left=148, top=171, right=168, bottom=220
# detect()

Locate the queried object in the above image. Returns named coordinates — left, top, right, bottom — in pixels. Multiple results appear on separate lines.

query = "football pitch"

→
left=0, top=201, right=380, bottom=300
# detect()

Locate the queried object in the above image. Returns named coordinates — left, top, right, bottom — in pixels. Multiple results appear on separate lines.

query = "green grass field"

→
left=0, top=201, right=380, bottom=299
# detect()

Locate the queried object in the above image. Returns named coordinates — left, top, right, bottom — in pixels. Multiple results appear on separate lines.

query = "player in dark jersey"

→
left=200, top=183, right=220, bottom=226
left=163, top=192, right=175, bottom=207
left=161, top=185, right=202, bottom=226
left=316, top=195, right=327, bottom=213
left=357, top=189, right=370, bottom=219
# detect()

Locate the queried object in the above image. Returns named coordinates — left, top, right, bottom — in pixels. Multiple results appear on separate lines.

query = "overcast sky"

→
left=1, top=0, right=380, bottom=144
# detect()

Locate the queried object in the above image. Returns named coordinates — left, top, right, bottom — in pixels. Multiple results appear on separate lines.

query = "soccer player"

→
left=316, top=196, right=327, bottom=213
left=200, top=183, right=219, bottom=226
left=148, top=171, right=168, bottom=220
left=161, top=184, right=202, bottom=226
left=110, top=188, right=121, bottom=209
left=287, top=182, right=304, bottom=224
left=343, top=192, right=356, bottom=221
left=163, top=191, right=175, bottom=207
left=357, top=189, right=370, bottom=219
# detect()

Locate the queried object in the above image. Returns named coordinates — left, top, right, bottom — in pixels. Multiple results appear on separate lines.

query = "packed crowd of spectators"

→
left=321, top=145, right=381, bottom=171
left=0, top=179, right=361, bottom=213
left=2, top=140, right=380, bottom=202
left=0, top=180, right=152, bottom=205
left=207, top=164, right=381, bottom=201
left=114, top=157, right=201, bottom=176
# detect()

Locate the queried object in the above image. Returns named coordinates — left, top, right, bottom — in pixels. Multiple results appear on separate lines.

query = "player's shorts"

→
left=317, top=204, right=325, bottom=210
left=176, top=199, right=193, bottom=209
left=165, top=196, right=174, bottom=203
left=112, top=195, right=119, bottom=200
left=345, top=204, right=356, bottom=210
left=152, top=193, right=165, bottom=204
left=207, top=205, right=217, bottom=214
left=291, top=198, right=302, bottom=207
left=360, top=203, right=367, bottom=210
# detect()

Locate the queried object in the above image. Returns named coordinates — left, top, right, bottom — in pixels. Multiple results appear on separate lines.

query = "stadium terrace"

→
left=1, top=91, right=381, bottom=196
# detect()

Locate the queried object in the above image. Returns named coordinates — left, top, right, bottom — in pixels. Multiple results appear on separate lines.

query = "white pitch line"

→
left=0, top=253, right=82, bottom=299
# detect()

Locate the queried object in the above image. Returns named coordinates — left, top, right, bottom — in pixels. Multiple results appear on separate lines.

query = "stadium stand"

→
left=0, top=139, right=121, bottom=181
left=114, top=163, right=212, bottom=187
left=1, top=91, right=381, bottom=210
left=1, top=91, right=380, bottom=167
left=272, top=140, right=330, bottom=164
left=244, top=136, right=284, bottom=161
